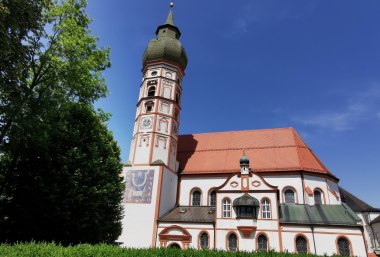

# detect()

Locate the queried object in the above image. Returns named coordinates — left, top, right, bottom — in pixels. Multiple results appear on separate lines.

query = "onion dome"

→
left=142, top=4, right=188, bottom=70
left=240, top=154, right=250, bottom=165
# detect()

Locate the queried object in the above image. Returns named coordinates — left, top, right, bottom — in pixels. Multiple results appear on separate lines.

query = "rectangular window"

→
left=236, top=206, right=256, bottom=219
left=223, top=202, right=231, bottom=218
left=262, top=203, right=271, bottom=219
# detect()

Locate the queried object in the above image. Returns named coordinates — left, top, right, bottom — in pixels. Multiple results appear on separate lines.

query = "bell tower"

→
left=129, top=3, right=187, bottom=171
left=119, top=3, right=188, bottom=248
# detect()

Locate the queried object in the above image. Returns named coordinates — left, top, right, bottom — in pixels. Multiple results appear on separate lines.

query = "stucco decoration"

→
left=123, top=170, right=155, bottom=203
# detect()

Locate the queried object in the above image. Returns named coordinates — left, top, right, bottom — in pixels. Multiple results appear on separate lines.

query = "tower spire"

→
left=165, top=2, right=175, bottom=26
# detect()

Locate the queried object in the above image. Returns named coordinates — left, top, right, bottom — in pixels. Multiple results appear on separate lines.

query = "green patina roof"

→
left=280, top=203, right=361, bottom=226
left=240, top=155, right=250, bottom=165
left=143, top=8, right=188, bottom=70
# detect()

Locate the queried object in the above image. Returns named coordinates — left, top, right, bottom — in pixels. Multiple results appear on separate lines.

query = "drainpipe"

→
left=311, top=225, right=317, bottom=255
left=301, top=172, right=306, bottom=204
left=304, top=205, right=317, bottom=254
left=361, top=226, right=370, bottom=257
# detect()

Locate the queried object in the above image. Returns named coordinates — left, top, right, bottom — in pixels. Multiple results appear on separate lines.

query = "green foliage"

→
left=0, top=0, right=123, bottom=244
left=0, top=243, right=338, bottom=257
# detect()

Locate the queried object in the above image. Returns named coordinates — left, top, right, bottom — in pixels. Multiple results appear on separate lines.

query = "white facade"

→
left=118, top=7, right=380, bottom=257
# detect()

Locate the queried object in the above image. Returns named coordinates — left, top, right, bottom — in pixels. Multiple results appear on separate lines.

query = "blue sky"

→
left=86, top=1, right=380, bottom=207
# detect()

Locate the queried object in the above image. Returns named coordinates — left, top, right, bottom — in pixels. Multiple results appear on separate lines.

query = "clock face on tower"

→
left=140, top=117, right=153, bottom=129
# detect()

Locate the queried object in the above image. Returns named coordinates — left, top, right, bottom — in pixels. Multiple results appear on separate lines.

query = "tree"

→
left=1, top=103, right=124, bottom=244
left=0, top=0, right=124, bottom=244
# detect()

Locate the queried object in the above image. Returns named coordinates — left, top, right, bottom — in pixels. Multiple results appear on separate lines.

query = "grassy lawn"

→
left=0, top=242, right=329, bottom=257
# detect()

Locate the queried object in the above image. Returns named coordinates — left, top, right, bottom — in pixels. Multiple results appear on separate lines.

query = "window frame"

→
left=198, top=231, right=209, bottom=250
left=145, top=101, right=154, bottom=113
left=314, top=188, right=325, bottom=205
left=191, top=189, right=202, bottom=206
left=261, top=198, right=271, bottom=219
left=209, top=189, right=216, bottom=206
left=147, top=86, right=156, bottom=97
left=295, top=234, right=309, bottom=254
left=336, top=236, right=352, bottom=256
left=226, top=232, right=238, bottom=252
left=283, top=187, right=297, bottom=204
left=236, top=205, right=256, bottom=219
left=222, top=197, right=232, bottom=218
left=256, top=233, right=269, bottom=252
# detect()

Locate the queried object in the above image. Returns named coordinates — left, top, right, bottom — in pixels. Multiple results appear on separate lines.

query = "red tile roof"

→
left=177, top=128, right=335, bottom=177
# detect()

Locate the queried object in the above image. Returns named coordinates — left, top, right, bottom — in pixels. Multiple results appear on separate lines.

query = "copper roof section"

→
left=177, top=128, right=334, bottom=177
left=159, top=206, right=215, bottom=223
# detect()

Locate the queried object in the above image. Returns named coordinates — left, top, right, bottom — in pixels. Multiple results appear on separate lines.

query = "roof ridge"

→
left=179, top=127, right=294, bottom=137
left=291, top=129, right=304, bottom=171
left=181, top=167, right=330, bottom=173
left=178, top=145, right=307, bottom=153
left=339, top=186, right=379, bottom=212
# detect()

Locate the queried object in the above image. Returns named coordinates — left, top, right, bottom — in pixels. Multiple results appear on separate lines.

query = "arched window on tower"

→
left=337, top=237, right=351, bottom=256
left=199, top=232, right=209, bottom=249
left=227, top=233, right=238, bottom=252
left=209, top=190, right=216, bottom=206
left=261, top=198, right=271, bottom=219
left=145, top=101, right=154, bottom=113
left=295, top=235, right=308, bottom=254
left=284, top=188, right=295, bottom=204
left=192, top=190, right=201, bottom=206
left=314, top=189, right=323, bottom=205
left=175, top=92, right=180, bottom=104
left=148, top=86, right=156, bottom=97
left=257, top=234, right=268, bottom=251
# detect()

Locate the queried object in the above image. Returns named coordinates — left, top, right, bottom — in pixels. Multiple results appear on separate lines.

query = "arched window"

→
left=337, top=237, right=351, bottom=256
left=261, top=198, right=271, bottom=219
left=284, top=188, right=295, bottom=204
left=209, top=190, right=216, bottom=206
left=295, top=235, right=308, bottom=254
left=199, top=232, right=209, bottom=249
left=176, top=92, right=180, bottom=104
left=314, top=190, right=323, bottom=205
left=192, top=190, right=201, bottom=206
left=148, top=86, right=156, bottom=97
left=257, top=234, right=268, bottom=251
left=168, top=243, right=181, bottom=249
left=227, top=233, right=238, bottom=252
left=145, top=101, right=154, bottom=113
left=222, top=198, right=231, bottom=218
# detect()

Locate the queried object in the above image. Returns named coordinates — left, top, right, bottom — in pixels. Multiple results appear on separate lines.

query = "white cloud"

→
left=296, top=84, right=380, bottom=131
left=226, top=1, right=316, bottom=36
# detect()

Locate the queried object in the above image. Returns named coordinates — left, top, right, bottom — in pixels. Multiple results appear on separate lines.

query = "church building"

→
left=118, top=5, right=380, bottom=257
